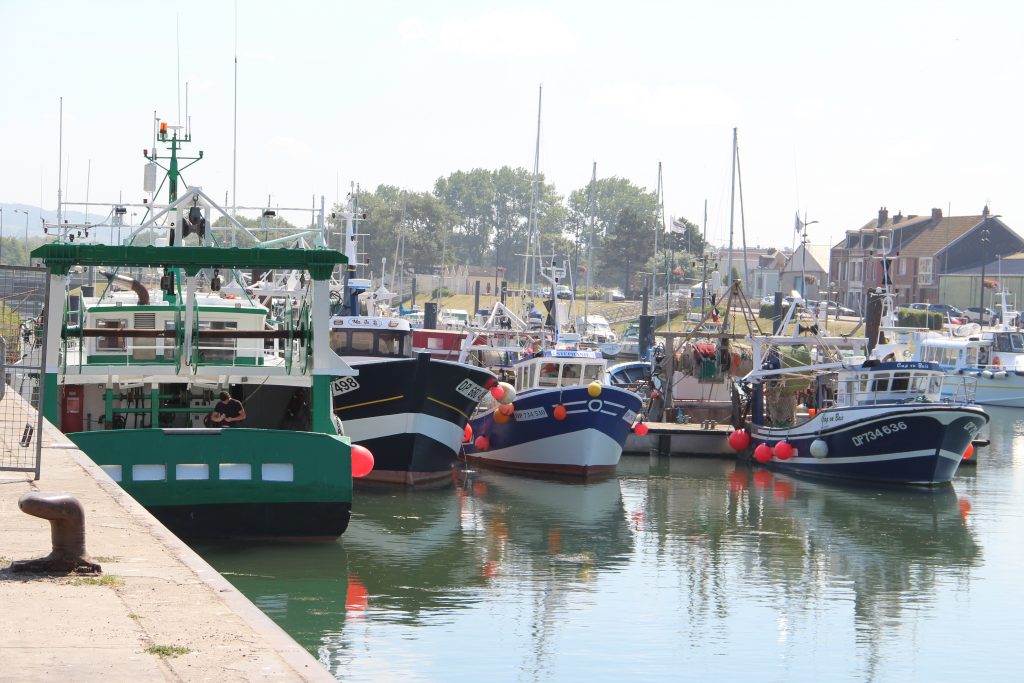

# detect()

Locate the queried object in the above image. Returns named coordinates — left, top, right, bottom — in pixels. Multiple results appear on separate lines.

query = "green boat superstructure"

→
left=32, top=121, right=359, bottom=537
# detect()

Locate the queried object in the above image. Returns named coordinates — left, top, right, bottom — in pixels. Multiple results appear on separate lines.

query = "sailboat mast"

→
left=584, top=162, right=596, bottom=323
left=232, top=0, right=238, bottom=218
left=736, top=136, right=749, bottom=288
left=523, top=85, right=543, bottom=300
left=727, top=127, right=737, bottom=286
left=652, top=162, right=660, bottom=299
left=57, top=96, right=63, bottom=229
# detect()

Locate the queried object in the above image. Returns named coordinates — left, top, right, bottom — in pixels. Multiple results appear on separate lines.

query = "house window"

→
left=898, top=258, right=907, bottom=276
left=839, top=261, right=847, bottom=281
left=918, top=257, right=933, bottom=285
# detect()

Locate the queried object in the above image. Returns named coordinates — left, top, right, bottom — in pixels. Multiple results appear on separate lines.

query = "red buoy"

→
left=963, top=443, right=975, bottom=460
left=463, top=424, right=473, bottom=443
left=351, top=444, right=375, bottom=478
left=634, top=422, right=650, bottom=436
left=474, top=435, right=490, bottom=451
left=553, top=404, right=567, bottom=421
left=728, top=429, right=751, bottom=451
left=753, top=444, right=773, bottom=463
left=774, top=441, right=795, bottom=460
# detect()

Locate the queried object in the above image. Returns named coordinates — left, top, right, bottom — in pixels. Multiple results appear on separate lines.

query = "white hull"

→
left=343, top=412, right=464, bottom=454
left=468, top=427, right=623, bottom=471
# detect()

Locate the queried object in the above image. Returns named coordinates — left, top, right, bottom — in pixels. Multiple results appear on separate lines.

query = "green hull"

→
left=68, top=428, right=352, bottom=538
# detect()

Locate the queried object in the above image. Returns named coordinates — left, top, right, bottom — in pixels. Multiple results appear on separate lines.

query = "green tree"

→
left=333, top=186, right=455, bottom=280
left=433, top=169, right=496, bottom=267
left=567, top=177, right=658, bottom=290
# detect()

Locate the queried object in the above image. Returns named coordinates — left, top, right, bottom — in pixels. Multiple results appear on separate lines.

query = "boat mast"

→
left=523, top=84, right=542, bottom=303
left=735, top=137, right=749, bottom=288
left=727, top=127, right=737, bottom=287
left=57, top=96, right=63, bottom=230
left=232, top=0, right=238, bottom=219
left=583, top=162, right=596, bottom=324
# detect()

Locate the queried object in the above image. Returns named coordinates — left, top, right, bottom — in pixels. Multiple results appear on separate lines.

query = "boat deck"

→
left=624, top=421, right=735, bottom=456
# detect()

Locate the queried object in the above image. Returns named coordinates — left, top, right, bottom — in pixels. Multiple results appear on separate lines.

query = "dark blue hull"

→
left=750, top=404, right=989, bottom=485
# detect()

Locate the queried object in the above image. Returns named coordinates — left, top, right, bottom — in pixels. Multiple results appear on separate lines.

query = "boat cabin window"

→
left=891, top=371, right=909, bottom=392
left=583, top=364, right=603, bottom=382
left=198, top=321, right=238, bottom=363
left=539, top=361, right=560, bottom=387
left=96, top=319, right=127, bottom=351
left=561, top=363, right=582, bottom=385
left=330, top=329, right=407, bottom=357
left=966, top=347, right=979, bottom=366
left=994, top=333, right=1024, bottom=353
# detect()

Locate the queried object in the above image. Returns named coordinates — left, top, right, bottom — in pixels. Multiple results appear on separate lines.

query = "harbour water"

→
left=194, top=406, right=1024, bottom=682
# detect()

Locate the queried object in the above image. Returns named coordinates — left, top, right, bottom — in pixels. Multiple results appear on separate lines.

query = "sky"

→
left=2, top=0, right=1022, bottom=249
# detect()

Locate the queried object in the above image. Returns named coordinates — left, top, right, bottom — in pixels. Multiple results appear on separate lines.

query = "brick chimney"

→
left=877, top=206, right=888, bottom=226
left=931, top=207, right=942, bottom=221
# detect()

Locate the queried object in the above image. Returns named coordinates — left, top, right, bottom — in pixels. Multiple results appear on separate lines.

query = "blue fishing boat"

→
left=462, top=349, right=644, bottom=477
left=742, top=347, right=988, bottom=484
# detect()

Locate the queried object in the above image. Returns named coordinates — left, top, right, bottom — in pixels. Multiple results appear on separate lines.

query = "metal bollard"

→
left=10, top=492, right=101, bottom=573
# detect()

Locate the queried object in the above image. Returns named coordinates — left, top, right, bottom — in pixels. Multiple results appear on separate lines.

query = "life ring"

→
left=993, top=356, right=1003, bottom=370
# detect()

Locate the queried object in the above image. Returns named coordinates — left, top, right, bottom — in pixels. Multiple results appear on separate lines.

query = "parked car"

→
left=811, top=300, right=857, bottom=317
left=926, top=303, right=967, bottom=324
left=963, top=306, right=996, bottom=325
left=555, top=285, right=572, bottom=299
left=607, top=288, right=626, bottom=301
left=907, top=302, right=928, bottom=310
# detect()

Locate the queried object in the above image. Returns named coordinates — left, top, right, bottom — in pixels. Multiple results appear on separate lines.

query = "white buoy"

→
left=810, top=439, right=828, bottom=458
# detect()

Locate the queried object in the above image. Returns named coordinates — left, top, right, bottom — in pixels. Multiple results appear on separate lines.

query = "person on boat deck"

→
left=208, top=391, right=246, bottom=427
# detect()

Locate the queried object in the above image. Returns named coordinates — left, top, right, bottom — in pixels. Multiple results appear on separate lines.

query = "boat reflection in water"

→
left=618, top=455, right=981, bottom=678
left=194, top=470, right=631, bottom=678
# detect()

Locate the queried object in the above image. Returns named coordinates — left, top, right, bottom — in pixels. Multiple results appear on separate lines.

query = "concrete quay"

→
left=1, top=416, right=335, bottom=682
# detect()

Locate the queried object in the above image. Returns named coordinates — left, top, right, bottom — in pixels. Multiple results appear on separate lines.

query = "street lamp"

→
left=800, top=215, right=820, bottom=298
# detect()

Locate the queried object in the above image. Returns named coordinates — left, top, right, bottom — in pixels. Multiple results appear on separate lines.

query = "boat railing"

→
left=833, top=368, right=979, bottom=407
left=944, top=373, right=978, bottom=404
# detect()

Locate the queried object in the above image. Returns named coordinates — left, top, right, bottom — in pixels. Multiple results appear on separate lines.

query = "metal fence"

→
left=0, top=265, right=49, bottom=479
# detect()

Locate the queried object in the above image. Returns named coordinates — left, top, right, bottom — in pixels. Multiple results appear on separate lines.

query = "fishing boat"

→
left=327, top=205, right=497, bottom=487
left=906, top=291, right=1024, bottom=407
left=462, top=348, right=643, bottom=477
left=33, top=118, right=361, bottom=538
left=739, top=332, right=988, bottom=485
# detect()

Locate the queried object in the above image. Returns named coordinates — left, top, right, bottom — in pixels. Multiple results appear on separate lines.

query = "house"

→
left=779, top=243, right=830, bottom=300
left=829, top=206, right=1024, bottom=311
left=714, top=247, right=786, bottom=298
left=412, top=264, right=506, bottom=298
left=939, top=251, right=1024, bottom=311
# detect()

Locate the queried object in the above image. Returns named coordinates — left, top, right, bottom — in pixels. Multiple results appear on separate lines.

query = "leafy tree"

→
left=332, top=186, right=455, bottom=280
left=602, top=205, right=658, bottom=296
left=665, top=216, right=706, bottom=256
left=567, top=177, right=658, bottom=291
left=434, top=169, right=497, bottom=267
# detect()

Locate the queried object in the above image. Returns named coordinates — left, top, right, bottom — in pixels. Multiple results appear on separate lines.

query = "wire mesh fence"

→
left=0, top=265, right=49, bottom=479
